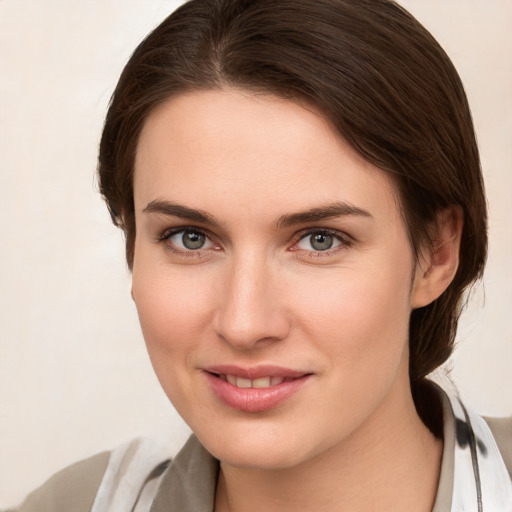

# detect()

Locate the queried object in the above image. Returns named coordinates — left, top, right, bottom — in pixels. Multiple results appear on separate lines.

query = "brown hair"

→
left=98, top=0, right=487, bottom=424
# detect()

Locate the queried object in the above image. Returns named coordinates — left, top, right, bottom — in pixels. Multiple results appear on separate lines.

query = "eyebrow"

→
left=143, top=200, right=221, bottom=227
left=276, top=202, right=372, bottom=227
left=143, top=199, right=372, bottom=228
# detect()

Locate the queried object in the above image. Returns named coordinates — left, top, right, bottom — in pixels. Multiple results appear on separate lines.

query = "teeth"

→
left=252, top=377, right=271, bottom=388
left=223, top=375, right=287, bottom=388
left=237, top=377, right=252, bottom=388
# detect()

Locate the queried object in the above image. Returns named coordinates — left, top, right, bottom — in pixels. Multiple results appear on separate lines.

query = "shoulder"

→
left=8, top=451, right=110, bottom=512
left=485, top=416, right=512, bottom=478
left=8, top=437, right=173, bottom=512
left=8, top=438, right=173, bottom=512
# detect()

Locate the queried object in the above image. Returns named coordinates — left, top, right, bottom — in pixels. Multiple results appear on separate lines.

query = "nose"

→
left=213, top=253, right=291, bottom=350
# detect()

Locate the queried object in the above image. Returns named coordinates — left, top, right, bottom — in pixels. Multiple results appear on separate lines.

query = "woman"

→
left=11, top=0, right=512, bottom=511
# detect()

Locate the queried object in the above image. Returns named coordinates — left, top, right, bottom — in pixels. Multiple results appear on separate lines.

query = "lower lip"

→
left=204, top=372, right=311, bottom=413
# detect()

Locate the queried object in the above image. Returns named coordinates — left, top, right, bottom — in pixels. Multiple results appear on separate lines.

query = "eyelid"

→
left=157, top=226, right=220, bottom=256
left=159, top=225, right=208, bottom=241
left=289, top=228, right=352, bottom=254
left=155, top=225, right=352, bottom=258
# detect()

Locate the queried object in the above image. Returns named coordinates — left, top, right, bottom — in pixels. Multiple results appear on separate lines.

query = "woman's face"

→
left=132, top=88, right=422, bottom=469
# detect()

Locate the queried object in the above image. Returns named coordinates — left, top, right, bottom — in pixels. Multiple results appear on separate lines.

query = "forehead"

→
left=133, top=88, right=401, bottom=225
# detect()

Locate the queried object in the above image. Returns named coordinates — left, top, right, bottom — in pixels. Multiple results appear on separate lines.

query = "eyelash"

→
left=157, top=227, right=219, bottom=258
left=291, top=229, right=352, bottom=258
left=157, top=227, right=352, bottom=258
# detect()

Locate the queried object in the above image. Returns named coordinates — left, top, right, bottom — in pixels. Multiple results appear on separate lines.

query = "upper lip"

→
left=204, top=364, right=311, bottom=380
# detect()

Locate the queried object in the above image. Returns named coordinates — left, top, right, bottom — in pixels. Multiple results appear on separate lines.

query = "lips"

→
left=204, top=365, right=312, bottom=412
left=222, top=375, right=288, bottom=388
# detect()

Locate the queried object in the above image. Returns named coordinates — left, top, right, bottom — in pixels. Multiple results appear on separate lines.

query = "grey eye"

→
left=296, top=231, right=344, bottom=252
left=181, top=230, right=206, bottom=249
left=168, top=229, right=213, bottom=251
left=309, top=233, right=334, bottom=251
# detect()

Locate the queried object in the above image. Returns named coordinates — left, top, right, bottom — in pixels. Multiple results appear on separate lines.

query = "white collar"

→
left=445, top=389, right=512, bottom=511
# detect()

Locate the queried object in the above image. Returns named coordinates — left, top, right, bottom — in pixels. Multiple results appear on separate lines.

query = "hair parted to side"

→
left=98, top=0, right=487, bottom=422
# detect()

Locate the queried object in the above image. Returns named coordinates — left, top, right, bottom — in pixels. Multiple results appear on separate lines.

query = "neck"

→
left=215, top=376, right=442, bottom=512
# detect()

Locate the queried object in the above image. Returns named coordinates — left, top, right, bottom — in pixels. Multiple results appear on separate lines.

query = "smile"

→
left=204, top=366, right=312, bottom=412
left=218, top=375, right=290, bottom=388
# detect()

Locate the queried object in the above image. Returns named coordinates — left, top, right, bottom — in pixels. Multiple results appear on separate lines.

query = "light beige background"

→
left=0, top=0, right=511, bottom=507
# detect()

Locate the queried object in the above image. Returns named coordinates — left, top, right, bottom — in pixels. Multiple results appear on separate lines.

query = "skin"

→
left=132, top=88, right=462, bottom=511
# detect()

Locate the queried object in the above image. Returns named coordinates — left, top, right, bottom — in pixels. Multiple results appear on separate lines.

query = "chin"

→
left=190, top=414, right=330, bottom=471
left=208, top=438, right=311, bottom=471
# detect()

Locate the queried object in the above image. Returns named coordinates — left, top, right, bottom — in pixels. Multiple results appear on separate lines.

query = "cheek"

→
left=131, top=264, right=220, bottom=423
left=288, top=267, right=414, bottom=440
left=131, top=258, right=216, bottom=374
left=292, top=260, right=413, bottom=372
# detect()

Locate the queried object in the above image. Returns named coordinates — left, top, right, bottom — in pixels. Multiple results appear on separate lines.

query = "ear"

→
left=411, top=206, right=463, bottom=309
